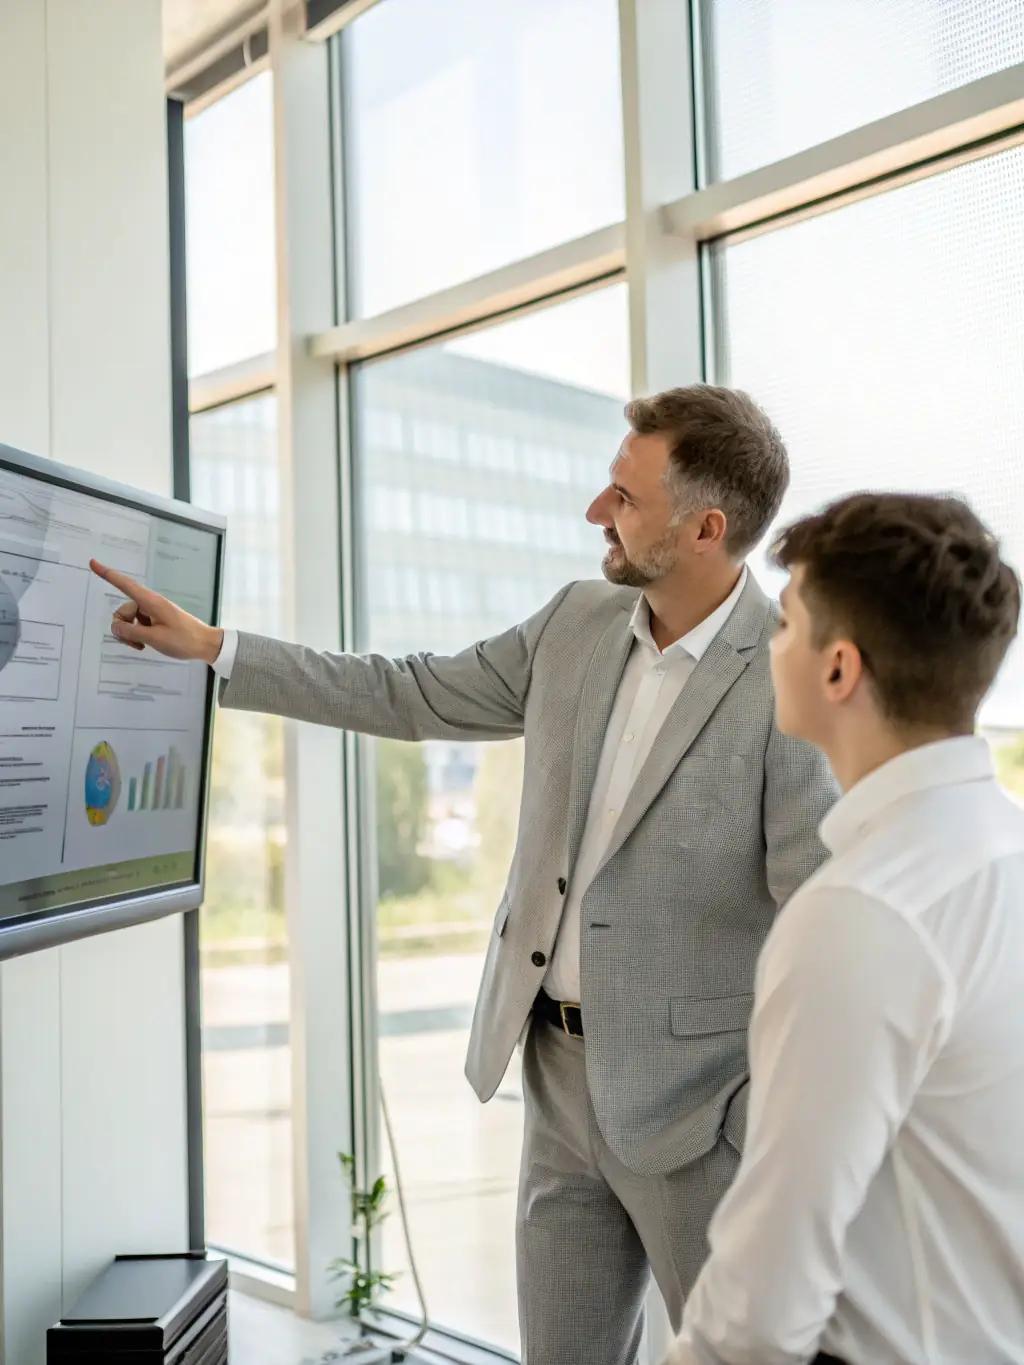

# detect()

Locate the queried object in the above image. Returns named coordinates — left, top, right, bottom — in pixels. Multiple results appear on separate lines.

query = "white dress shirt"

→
left=667, top=735, right=1024, bottom=1365
left=544, top=568, right=747, bottom=1002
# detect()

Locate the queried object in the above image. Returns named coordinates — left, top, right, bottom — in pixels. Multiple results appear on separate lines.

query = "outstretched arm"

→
left=91, top=560, right=570, bottom=742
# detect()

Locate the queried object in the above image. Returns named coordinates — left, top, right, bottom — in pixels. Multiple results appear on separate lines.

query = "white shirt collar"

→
left=629, top=566, right=748, bottom=661
left=820, top=734, right=995, bottom=856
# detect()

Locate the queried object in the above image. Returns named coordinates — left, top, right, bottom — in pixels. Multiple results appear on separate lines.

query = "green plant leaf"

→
left=331, top=1150, right=394, bottom=1314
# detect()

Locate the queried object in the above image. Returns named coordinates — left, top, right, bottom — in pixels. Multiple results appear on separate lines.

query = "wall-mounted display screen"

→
left=0, top=443, right=224, bottom=958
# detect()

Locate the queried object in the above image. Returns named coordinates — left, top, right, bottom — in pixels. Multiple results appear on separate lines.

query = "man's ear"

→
left=825, top=640, right=865, bottom=702
left=694, top=507, right=728, bottom=551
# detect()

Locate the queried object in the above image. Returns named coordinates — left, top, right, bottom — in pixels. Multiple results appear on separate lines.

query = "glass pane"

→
left=190, top=395, right=294, bottom=1268
left=701, top=0, right=1024, bottom=182
left=713, top=144, right=1024, bottom=726
left=185, top=73, right=277, bottom=376
left=355, top=286, right=629, bottom=1350
left=344, top=0, right=624, bottom=318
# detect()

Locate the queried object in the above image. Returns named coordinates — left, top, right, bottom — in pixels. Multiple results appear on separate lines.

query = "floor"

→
left=229, top=1289, right=350, bottom=1364
left=228, top=1283, right=674, bottom=1365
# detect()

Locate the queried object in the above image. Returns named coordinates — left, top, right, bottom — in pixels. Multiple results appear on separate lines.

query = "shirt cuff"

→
left=210, top=628, right=238, bottom=680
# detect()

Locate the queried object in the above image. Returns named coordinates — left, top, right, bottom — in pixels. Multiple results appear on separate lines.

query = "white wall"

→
left=0, top=3, right=189, bottom=1361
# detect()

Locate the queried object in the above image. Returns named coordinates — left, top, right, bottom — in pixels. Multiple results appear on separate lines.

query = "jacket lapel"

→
left=599, top=574, right=772, bottom=871
left=565, top=601, right=636, bottom=877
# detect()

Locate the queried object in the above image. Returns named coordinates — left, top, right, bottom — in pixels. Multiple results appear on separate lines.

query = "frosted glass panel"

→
left=702, top=0, right=1024, bottom=182
left=185, top=75, right=276, bottom=375
left=345, top=0, right=624, bottom=316
left=714, top=146, right=1024, bottom=725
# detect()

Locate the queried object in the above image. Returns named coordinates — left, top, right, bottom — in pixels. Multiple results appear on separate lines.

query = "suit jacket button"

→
left=531, top=951, right=547, bottom=968
left=557, top=877, right=567, bottom=895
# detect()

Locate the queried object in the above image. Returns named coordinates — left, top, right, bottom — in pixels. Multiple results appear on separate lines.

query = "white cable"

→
left=380, top=1079, right=431, bottom=1357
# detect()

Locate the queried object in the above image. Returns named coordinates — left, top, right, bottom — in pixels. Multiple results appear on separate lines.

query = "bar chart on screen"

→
left=126, top=744, right=188, bottom=814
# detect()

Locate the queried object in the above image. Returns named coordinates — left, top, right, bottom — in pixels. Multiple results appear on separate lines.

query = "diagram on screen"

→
left=0, top=573, right=19, bottom=671
left=85, top=740, right=122, bottom=826
left=126, top=743, right=189, bottom=813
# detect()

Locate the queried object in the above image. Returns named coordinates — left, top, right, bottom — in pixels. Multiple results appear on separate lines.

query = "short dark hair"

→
left=624, top=384, right=789, bottom=558
left=772, top=492, right=1020, bottom=731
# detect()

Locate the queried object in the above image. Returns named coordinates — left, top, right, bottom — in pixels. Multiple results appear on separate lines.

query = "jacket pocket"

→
left=669, top=993, right=754, bottom=1037
left=493, top=898, right=511, bottom=938
left=674, top=755, right=751, bottom=842
left=723, top=1079, right=749, bottom=1153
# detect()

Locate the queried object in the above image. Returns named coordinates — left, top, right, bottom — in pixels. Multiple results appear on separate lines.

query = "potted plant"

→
left=328, top=1152, right=397, bottom=1318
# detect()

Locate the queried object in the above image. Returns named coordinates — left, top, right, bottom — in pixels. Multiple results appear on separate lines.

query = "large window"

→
left=344, top=0, right=625, bottom=317
left=184, top=73, right=277, bottom=375
left=354, top=285, right=630, bottom=1352
left=700, top=0, right=1024, bottom=182
left=190, top=395, right=294, bottom=1268
left=175, top=1, right=1024, bottom=1356
left=713, top=142, right=1024, bottom=727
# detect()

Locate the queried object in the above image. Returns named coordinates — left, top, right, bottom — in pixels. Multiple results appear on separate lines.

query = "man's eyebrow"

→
left=611, top=480, right=635, bottom=499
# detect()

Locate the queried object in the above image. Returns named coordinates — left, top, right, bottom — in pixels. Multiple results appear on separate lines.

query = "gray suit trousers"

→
left=518, top=1017, right=740, bottom=1365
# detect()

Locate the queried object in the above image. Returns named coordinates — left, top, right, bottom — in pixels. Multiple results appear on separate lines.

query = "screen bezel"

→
left=0, top=441, right=227, bottom=960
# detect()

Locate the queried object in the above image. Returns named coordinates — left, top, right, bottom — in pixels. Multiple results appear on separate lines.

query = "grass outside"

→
left=991, top=730, right=1024, bottom=802
left=200, top=880, right=491, bottom=965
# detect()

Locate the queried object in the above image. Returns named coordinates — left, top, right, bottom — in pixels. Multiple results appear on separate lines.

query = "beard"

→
left=601, top=528, right=681, bottom=588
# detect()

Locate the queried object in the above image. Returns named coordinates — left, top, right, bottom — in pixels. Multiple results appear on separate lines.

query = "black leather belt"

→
left=535, top=990, right=584, bottom=1038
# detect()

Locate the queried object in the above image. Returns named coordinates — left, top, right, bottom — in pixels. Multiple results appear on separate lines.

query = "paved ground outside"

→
left=202, top=952, right=522, bottom=1354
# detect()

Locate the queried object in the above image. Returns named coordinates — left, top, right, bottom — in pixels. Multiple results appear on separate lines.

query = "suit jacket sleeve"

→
left=762, top=724, right=838, bottom=909
left=721, top=725, right=838, bottom=1155
left=217, top=584, right=573, bottom=741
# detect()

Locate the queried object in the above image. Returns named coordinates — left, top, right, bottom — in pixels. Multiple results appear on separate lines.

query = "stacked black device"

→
left=47, top=1252, right=227, bottom=1364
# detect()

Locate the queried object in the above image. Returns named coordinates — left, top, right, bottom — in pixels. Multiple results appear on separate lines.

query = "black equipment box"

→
left=47, top=1252, right=227, bottom=1363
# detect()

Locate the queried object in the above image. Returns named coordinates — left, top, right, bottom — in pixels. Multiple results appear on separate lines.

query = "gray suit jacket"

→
left=220, top=575, right=837, bottom=1175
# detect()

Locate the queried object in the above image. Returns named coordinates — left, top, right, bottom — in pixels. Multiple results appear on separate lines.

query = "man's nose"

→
left=586, top=488, right=613, bottom=526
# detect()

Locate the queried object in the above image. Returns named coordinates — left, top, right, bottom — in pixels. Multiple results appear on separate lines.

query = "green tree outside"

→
left=472, top=739, right=525, bottom=909
left=376, top=738, right=524, bottom=957
left=376, top=738, right=431, bottom=898
left=201, top=721, right=528, bottom=961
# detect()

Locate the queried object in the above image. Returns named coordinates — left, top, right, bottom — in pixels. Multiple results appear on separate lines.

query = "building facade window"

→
left=352, top=284, right=629, bottom=1352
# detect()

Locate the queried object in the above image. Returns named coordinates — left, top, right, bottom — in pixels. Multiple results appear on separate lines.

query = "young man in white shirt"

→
left=665, top=491, right=1024, bottom=1365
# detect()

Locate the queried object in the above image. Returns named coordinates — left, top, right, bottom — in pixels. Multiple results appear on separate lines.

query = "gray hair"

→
left=625, top=384, right=789, bottom=558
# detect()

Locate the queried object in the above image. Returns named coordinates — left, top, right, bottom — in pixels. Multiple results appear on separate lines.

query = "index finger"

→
left=90, top=560, right=156, bottom=606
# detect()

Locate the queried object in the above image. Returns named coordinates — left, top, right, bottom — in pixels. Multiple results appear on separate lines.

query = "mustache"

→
left=604, top=529, right=622, bottom=547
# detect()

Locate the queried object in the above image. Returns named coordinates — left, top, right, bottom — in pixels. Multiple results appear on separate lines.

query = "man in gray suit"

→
left=93, top=384, right=837, bottom=1365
